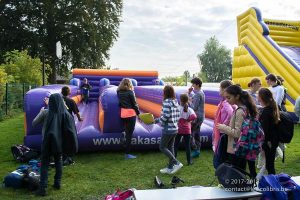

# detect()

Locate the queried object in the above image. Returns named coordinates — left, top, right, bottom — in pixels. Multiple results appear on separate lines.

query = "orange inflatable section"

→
left=24, top=113, right=27, bottom=135
left=137, top=98, right=217, bottom=119
left=204, top=104, right=217, bottom=119
left=99, top=103, right=104, bottom=131
left=136, top=98, right=162, bottom=117
left=71, top=95, right=82, bottom=104
left=72, top=69, right=158, bottom=77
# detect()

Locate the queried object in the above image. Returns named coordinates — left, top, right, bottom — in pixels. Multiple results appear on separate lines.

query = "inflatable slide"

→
left=233, top=7, right=300, bottom=113
left=24, top=69, right=221, bottom=152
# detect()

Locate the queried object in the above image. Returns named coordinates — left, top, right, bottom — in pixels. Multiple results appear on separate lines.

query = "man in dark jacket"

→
left=32, top=93, right=78, bottom=196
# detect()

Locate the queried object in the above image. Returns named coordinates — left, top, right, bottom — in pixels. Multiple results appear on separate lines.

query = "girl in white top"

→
left=265, top=74, right=285, bottom=111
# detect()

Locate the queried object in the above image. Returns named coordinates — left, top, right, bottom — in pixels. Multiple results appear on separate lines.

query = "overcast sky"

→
left=107, top=0, right=300, bottom=78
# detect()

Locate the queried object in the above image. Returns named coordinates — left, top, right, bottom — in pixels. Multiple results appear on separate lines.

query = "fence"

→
left=0, top=83, right=38, bottom=120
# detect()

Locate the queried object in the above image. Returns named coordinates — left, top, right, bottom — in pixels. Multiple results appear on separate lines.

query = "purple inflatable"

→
left=24, top=76, right=220, bottom=152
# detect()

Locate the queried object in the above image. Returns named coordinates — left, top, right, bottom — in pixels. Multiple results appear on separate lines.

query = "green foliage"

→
left=0, top=83, right=37, bottom=121
left=0, top=0, right=123, bottom=83
left=0, top=116, right=300, bottom=199
left=197, top=36, right=232, bottom=82
left=0, top=50, right=44, bottom=85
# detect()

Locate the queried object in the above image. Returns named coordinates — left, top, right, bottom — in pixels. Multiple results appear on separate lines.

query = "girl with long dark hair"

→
left=217, top=85, right=258, bottom=177
left=258, top=88, right=280, bottom=175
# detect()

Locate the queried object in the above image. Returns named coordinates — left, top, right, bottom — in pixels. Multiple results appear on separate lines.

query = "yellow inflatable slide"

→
left=233, top=7, right=300, bottom=112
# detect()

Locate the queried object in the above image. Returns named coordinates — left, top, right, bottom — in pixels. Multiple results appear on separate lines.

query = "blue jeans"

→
left=40, top=153, right=62, bottom=188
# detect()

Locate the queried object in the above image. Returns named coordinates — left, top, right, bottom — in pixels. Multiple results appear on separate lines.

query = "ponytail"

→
left=183, top=103, right=188, bottom=112
left=270, top=98, right=280, bottom=124
left=180, top=93, right=189, bottom=112
left=240, top=90, right=258, bottom=118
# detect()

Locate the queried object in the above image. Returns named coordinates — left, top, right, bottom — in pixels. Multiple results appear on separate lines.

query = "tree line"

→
left=1, top=1, right=231, bottom=85
left=0, top=0, right=123, bottom=83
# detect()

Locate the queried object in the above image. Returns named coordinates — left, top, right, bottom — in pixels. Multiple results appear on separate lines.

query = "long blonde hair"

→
left=117, top=78, right=133, bottom=91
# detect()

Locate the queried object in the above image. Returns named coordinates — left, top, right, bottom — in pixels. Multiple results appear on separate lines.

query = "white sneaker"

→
left=256, top=166, right=266, bottom=180
left=160, top=167, right=172, bottom=174
left=170, top=163, right=183, bottom=174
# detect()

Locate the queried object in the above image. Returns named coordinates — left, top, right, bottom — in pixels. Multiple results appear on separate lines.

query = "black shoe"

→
left=52, top=183, right=61, bottom=190
left=171, top=176, right=184, bottom=188
left=188, top=161, right=193, bottom=166
left=154, top=176, right=165, bottom=188
left=35, top=187, right=47, bottom=196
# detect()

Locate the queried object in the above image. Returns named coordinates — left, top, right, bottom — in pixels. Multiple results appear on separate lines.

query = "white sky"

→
left=107, top=0, right=300, bottom=78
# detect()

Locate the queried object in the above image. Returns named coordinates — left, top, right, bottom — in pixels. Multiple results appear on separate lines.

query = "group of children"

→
left=212, top=73, right=294, bottom=181
left=116, top=77, right=205, bottom=174
left=66, top=75, right=298, bottom=178
left=33, top=74, right=298, bottom=195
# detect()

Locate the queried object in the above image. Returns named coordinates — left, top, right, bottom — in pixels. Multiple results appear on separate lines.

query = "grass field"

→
left=0, top=114, right=300, bottom=199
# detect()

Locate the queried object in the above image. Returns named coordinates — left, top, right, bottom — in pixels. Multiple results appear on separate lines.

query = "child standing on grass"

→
left=174, top=94, right=197, bottom=165
left=33, top=93, right=77, bottom=196
left=155, top=85, right=182, bottom=174
left=117, top=78, right=140, bottom=160
left=188, top=77, right=205, bottom=158
left=212, top=80, right=236, bottom=169
left=257, top=88, right=280, bottom=177
left=217, top=85, right=258, bottom=176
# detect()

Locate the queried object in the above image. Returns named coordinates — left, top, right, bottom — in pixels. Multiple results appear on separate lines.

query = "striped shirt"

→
left=155, top=98, right=180, bottom=134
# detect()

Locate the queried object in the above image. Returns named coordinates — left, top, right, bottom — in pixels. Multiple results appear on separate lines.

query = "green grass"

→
left=0, top=114, right=300, bottom=199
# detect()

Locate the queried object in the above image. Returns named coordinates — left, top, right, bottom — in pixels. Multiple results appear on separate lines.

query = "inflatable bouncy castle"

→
left=24, top=69, right=221, bottom=152
left=233, top=7, right=300, bottom=113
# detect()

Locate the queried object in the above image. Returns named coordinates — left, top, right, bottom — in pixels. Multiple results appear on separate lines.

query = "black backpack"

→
left=277, top=111, right=294, bottom=143
left=11, top=145, right=40, bottom=162
left=215, top=162, right=255, bottom=192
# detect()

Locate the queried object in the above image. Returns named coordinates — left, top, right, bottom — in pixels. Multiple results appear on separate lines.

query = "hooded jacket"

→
left=32, top=93, right=78, bottom=156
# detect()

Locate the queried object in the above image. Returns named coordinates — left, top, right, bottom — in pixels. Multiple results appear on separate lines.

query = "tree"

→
left=0, top=50, right=46, bottom=85
left=0, top=0, right=123, bottom=83
left=197, top=36, right=232, bottom=82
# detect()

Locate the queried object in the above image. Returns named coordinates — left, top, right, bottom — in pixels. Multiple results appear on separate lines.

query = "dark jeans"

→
left=191, top=119, right=203, bottom=151
left=174, top=134, right=191, bottom=164
left=227, top=153, right=247, bottom=170
left=82, top=94, right=89, bottom=104
left=264, top=143, right=277, bottom=175
left=159, top=134, right=178, bottom=168
left=40, top=153, right=62, bottom=188
left=247, top=160, right=257, bottom=179
left=122, top=116, right=136, bottom=154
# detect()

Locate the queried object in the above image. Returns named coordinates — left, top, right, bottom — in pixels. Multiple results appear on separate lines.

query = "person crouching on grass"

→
left=155, top=85, right=182, bottom=174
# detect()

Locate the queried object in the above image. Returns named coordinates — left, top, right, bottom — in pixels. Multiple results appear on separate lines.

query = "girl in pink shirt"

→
left=174, top=94, right=197, bottom=165
left=213, top=80, right=236, bottom=152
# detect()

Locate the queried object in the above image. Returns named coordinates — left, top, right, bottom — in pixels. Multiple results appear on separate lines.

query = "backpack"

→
left=277, top=111, right=294, bottom=143
left=11, top=144, right=40, bottom=162
left=213, top=134, right=228, bottom=169
left=3, top=169, right=26, bottom=189
left=3, top=165, right=30, bottom=189
left=3, top=163, right=41, bottom=190
left=234, top=108, right=264, bottom=161
left=215, top=162, right=255, bottom=192
left=105, top=189, right=135, bottom=200
left=259, top=173, right=300, bottom=200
